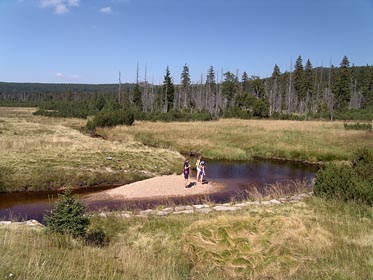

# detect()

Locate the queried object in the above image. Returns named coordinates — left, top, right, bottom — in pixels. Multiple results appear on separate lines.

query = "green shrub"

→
left=33, top=101, right=94, bottom=119
left=135, top=110, right=214, bottom=122
left=87, top=109, right=134, bottom=131
left=44, top=190, right=90, bottom=238
left=223, top=108, right=252, bottom=119
left=335, top=109, right=373, bottom=120
left=344, top=122, right=372, bottom=131
left=85, top=228, right=109, bottom=247
left=0, top=166, right=14, bottom=192
left=314, top=149, right=373, bottom=205
left=352, top=148, right=373, bottom=181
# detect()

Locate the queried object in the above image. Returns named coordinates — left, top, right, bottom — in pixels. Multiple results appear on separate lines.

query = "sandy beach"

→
left=84, top=174, right=226, bottom=202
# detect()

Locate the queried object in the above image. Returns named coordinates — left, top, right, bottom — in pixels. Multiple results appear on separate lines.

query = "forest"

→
left=1, top=55, right=372, bottom=122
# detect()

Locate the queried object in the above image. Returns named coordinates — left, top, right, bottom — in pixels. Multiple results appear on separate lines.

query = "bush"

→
left=33, top=101, right=93, bottom=119
left=352, top=148, right=373, bottom=181
left=334, top=109, right=373, bottom=121
left=85, top=228, right=109, bottom=247
left=44, top=190, right=90, bottom=238
left=0, top=166, right=13, bottom=191
left=87, top=109, right=134, bottom=131
left=135, top=110, right=214, bottom=122
left=314, top=149, right=373, bottom=205
left=223, top=108, right=252, bottom=119
left=344, top=122, right=372, bottom=131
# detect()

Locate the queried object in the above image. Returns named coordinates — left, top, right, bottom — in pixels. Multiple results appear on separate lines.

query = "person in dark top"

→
left=183, top=158, right=190, bottom=188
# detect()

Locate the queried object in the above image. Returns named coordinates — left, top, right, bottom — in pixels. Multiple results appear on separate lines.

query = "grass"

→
left=98, top=119, right=373, bottom=162
left=0, top=107, right=183, bottom=192
left=1, top=198, right=372, bottom=279
left=1, top=108, right=372, bottom=279
left=1, top=107, right=372, bottom=191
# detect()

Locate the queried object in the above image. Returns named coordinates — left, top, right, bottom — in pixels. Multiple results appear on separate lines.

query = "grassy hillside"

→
left=1, top=198, right=372, bottom=279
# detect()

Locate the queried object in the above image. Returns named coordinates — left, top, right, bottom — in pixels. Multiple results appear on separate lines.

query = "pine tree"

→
left=270, top=64, right=281, bottom=115
left=304, top=59, right=314, bottom=116
left=293, top=56, right=307, bottom=114
left=241, top=71, right=249, bottom=94
left=132, top=84, right=142, bottom=111
left=163, top=66, right=174, bottom=112
left=180, top=64, right=191, bottom=109
left=206, top=66, right=217, bottom=112
left=221, top=71, right=239, bottom=108
left=334, top=56, right=351, bottom=111
left=44, top=190, right=89, bottom=238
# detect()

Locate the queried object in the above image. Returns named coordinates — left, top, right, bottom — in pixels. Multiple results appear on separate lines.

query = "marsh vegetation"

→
left=0, top=107, right=372, bottom=279
left=0, top=107, right=182, bottom=192
left=1, top=198, right=372, bottom=279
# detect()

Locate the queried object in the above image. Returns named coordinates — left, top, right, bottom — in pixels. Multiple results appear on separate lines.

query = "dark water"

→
left=0, top=159, right=318, bottom=222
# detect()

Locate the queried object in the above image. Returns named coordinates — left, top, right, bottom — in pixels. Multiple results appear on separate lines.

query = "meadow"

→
left=1, top=107, right=372, bottom=192
left=0, top=107, right=182, bottom=192
left=1, top=107, right=372, bottom=279
left=1, top=198, right=372, bottom=279
left=99, top=118, right=373, bottom=162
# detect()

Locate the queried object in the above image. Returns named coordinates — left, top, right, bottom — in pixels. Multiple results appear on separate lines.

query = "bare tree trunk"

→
left=118, top=71, right=121, bottom=105
left=327, top=65, right=334, bottom=120
left=142, top=65, right=147, bottom=112
left=163, top=83, right=168, bottom=113
left=287, top=59, right=293, bottom=114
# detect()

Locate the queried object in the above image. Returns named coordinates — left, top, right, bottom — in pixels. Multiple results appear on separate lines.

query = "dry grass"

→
left=1, top=198, right=372, bottom=279
left=100, top=119, right=373, bottom=162
left=0, top=107, right=183, bottom=192
left=183, top=199, right=373, bottom=279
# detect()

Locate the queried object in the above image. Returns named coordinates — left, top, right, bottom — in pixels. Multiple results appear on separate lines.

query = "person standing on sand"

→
left=196, top=156, right=202, bottom=182
left=199, top=161, right=206, bottom=184
left=183, top=158, right=191, bottom=188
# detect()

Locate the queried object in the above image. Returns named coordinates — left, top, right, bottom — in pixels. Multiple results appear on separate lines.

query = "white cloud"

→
left=56, top=73, right=80, bottom=80
left=71, top=74, right=80, bottom=79
left=68, top=0, right=79, bottom=7
left=99, top=6, right=112, bottom=14
left=55, top=4, right=68, bottom=14
left=40, top=0, right=61, bottom=8
left=40, top=0, right=80, bottom=14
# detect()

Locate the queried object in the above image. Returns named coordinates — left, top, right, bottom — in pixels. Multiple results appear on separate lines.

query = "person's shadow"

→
left=185, top=182, right=197, bottom=189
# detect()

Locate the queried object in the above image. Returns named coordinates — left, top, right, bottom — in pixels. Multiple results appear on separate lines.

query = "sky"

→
left=0, top=0, right=372, bottom=84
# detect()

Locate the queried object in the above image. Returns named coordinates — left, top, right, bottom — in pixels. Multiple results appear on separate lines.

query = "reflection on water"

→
left=0, top=159, right=318, bottom=222
left=204, top=159, right=316, bottom=187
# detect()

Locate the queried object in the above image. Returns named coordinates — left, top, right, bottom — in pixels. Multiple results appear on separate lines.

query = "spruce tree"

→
left=241, top=71, right=249, bottom=94
left=180, top=64, right=191, bottom=109
left=304, top=59, right=314, bottom=114
left=271, top=64, right=281, bottom=114
left=163, top=66, right=174, bottom=112
left=132, top=84, right=143, bottom=111
left=44, top=190, right=89, bottom=238
left=221, top=71, right=239, bottom=108
left=335, top=56, right=351, bottom=111
left=206, top=66, right=217, bottom=112
left=293, top=56, right=306, bottom=113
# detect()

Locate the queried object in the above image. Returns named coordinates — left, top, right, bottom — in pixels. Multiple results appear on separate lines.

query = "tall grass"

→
left=100, top=119, right=373, bottom=163
left=0, top=107, right=183, bottom=192
left=1, top=198, right=372, bottom=279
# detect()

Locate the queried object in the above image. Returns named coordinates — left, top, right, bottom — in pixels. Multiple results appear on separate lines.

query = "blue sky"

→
left=1, top=0, right=372, bottom=84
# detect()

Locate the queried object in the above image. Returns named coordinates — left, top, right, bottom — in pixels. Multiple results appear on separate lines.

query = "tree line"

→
left=1, top=55, right=372, bottom=121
